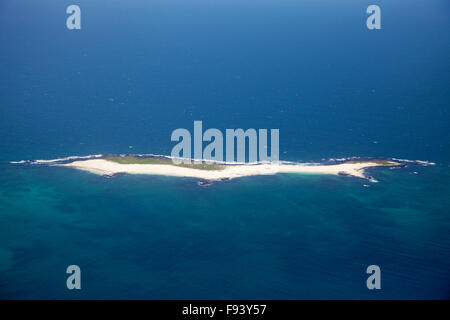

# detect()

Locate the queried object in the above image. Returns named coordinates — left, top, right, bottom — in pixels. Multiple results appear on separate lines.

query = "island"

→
left=54, top=155, right=403, bottom=182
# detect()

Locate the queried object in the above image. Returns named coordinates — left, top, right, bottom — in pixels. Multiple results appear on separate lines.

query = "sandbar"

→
left=58, top=158, right=401, bottom=181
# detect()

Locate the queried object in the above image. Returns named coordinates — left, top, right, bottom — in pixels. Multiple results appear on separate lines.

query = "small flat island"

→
left=55, top=155, right=403, bottom=182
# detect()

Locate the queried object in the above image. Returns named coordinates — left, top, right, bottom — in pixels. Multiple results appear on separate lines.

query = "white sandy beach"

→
left=58, top=159, right=396, bottom=181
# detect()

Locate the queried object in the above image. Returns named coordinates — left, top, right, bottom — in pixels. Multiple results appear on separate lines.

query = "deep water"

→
left=0, top=0, right=449, bottom=299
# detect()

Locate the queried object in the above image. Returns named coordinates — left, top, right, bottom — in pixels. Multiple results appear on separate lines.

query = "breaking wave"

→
left=10, top=154, right=103, bottom=165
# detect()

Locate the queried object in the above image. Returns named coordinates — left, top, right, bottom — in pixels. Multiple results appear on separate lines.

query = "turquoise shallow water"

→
left=0, top=162, right=449, bottom=299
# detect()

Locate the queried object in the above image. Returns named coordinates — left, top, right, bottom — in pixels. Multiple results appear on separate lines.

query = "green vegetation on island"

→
left=104, top=156, right=226, bottom=171
left=345, top=159, right=400, bottom=166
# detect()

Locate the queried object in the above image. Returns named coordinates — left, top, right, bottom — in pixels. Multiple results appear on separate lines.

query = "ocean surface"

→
left=0, top=0, right=449, bottom=299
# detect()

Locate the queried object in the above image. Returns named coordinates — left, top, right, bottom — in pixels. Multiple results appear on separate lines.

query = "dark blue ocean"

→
left=0, top=0, right=449, bottom=299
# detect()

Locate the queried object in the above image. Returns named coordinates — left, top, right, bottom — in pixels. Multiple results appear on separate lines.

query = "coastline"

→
left=56, top=158, right=402, bottom=181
